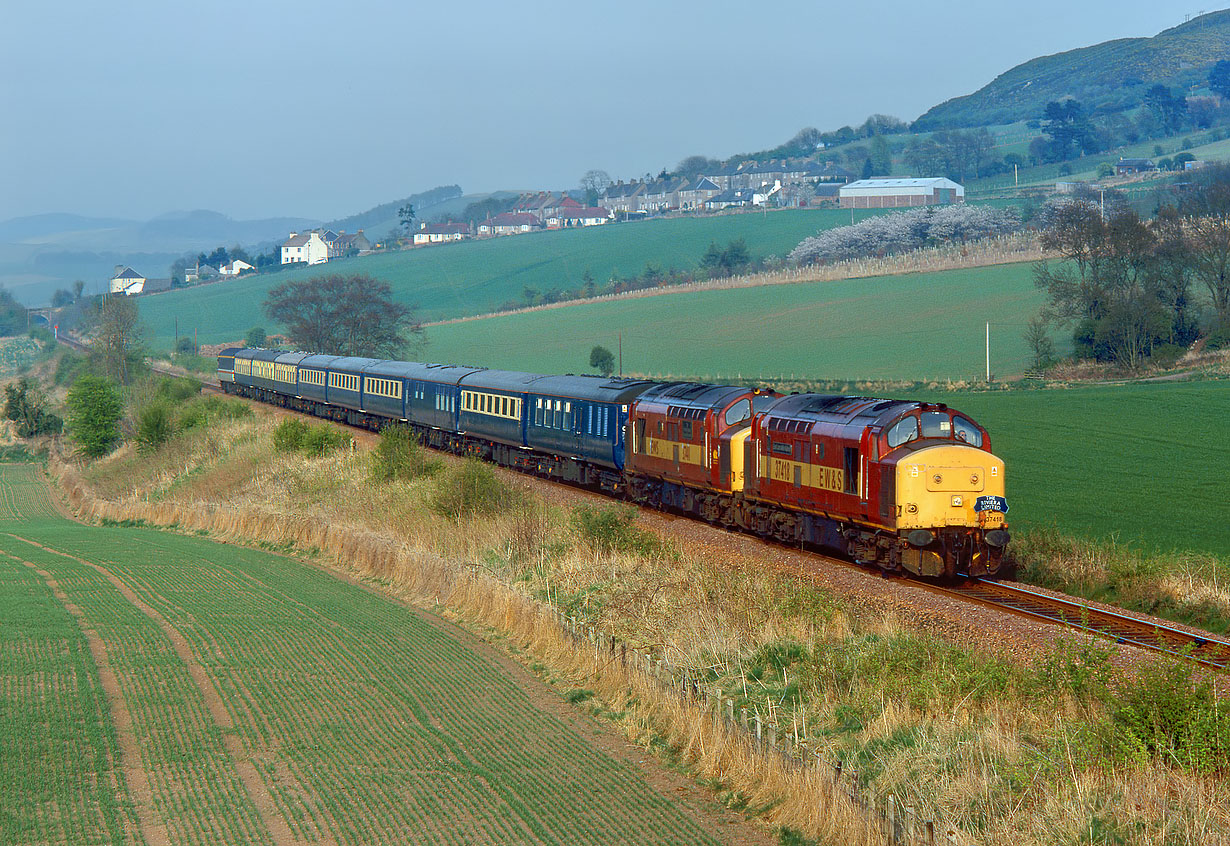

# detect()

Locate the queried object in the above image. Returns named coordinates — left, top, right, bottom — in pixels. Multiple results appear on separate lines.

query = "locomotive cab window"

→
left=886, top=415, right=919, bottom=448
left=723, top=399, right=750, bottom=429
left=921, top=411, right=951, bottom=439
left=952, top=416, right=982, bottom=447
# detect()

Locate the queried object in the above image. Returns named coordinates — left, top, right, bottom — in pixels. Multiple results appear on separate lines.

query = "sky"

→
left=0, top=1, right=1210, bottom=223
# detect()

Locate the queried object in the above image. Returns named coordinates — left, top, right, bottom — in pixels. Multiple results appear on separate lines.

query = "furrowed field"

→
left=423, top=262, right=1045, bottom=380
left=137, top=209, right=889, bottom=351
left=0, top=464, right=728, bottom=846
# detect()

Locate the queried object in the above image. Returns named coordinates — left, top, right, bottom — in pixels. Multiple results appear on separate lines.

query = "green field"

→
left=917, top=380, right=1230, bottom=559
left=0, top=464, right=726, bottom=845
left=422, top=262, right=1047, bottom=381
left=136, top=209, right=892, bottom=351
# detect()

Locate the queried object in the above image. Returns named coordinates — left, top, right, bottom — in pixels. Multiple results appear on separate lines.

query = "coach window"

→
left=952, top=416, right=982, bottom=447
left=681, top=420, right=693, bottom=440
left=886, top=415, right=919, bottom=448
left=921, top=411, right=950, bottom=439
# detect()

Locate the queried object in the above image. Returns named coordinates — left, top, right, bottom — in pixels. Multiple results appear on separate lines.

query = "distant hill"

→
left=914, top=10, right=1230, bottom=129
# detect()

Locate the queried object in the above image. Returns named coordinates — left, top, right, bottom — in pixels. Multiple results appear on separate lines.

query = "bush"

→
left=1149, top=342, right=1185, bottom=367
left=136, top=402, right=176, bottom=451
left=301, top=424, right=348, bottom=456
left=66, top=375, right=124, bottom=457
left=1103, top=657, right=1230, bottom=773
left=273, top=418, right=308, bottom=452
left=175, top=336, right=196, bottom=354
left=178, top=396, right=252, bottom=430
left=3, top=378, right=63, bottom=437
left=245, top=326, right=267, bottom=347
left=573, top=504, right=668, bottom=557
left=1204, top=324, right=1230, bottom=351
left=430, top=459, right=516, bottom=519
left=155, top=375, right=202, bottom=403
left=370, top=425, right=440, bottom=481
left=273, top=418, right=348, bottom=455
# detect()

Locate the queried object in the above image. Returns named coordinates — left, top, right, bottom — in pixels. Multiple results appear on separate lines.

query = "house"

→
left=640, top=177, right=686, bottom=213
left=838, top=177, right=964, bottom=209
left=1115, top=158, right=1156, bottom=176
left=413, top=222, right=470, bottom=245
left=109, top=266, right=146, bottom=295
left=704, top=188, right=759, bottom=211
left=327, top=230, right=371, bottom=258
left=546, top=207, right=612, bottom=228
left=511, top=192, right=558, bottom=221
left=478, top=212, right=542, bottom=236
left=677, top=177, right=722, bottom=210
left=219, top=259, right=254, bottom=277
left=599, top=181, right=647, bottom=214
left=281, top=231, right=330, bottom=265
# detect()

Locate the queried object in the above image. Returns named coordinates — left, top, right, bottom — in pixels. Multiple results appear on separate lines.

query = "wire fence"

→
left=555, top=612, right=975, bottom=846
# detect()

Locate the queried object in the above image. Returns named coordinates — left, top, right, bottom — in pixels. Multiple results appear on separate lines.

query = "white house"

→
left=281, top=231, right=330, bottom=265
left=413, top=222, right=470, bottom=245
left=109, top=266, right=146, bottom=295
left=219, top=259, right=254, bottom=277
left=838, top=177, right=965, bottom=209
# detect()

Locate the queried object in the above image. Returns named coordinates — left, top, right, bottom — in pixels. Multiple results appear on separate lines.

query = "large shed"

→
left=839, top=177, right=964, bottom=209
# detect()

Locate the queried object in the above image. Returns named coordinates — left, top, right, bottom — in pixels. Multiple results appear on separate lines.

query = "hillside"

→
left=422, top=263, right=1045, bottom=381
left=136, top=209, right=887, bottom=351
left=915, top=9, right=1230, bottom=129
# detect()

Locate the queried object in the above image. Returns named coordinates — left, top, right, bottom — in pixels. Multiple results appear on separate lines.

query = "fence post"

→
left=905, top=806, right=915, bottom=845
left=887, top=794, right=897, bottom=844
left=767, top=723, right=777, bottom=751
left=740, top=707, right=748, bottom=733
left=925, top=820, right=935, bottom=846
left=754, top=714, right=762, bottom=746
left=726, top=698, right=734, bottom=724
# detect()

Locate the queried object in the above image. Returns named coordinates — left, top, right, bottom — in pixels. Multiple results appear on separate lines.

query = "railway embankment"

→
left=46, top=396, right=1230, bottom=846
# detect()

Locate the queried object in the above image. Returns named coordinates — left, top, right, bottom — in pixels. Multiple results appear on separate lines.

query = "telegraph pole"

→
left=986, top=322, right=991, bottom=382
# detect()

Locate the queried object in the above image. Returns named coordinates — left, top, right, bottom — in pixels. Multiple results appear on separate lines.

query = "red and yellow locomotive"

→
left=626, top=387, right=1009, bottom=579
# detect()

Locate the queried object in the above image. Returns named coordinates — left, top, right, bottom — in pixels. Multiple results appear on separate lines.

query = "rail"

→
left=941, top=578, right=1230, bottom=671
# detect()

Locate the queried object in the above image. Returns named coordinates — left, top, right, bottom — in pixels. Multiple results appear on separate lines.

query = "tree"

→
left=869, top=135, right=892, bottom=175
left=1179, top=164, right=1230, bottom=325
left=3, top=378, right=62, bottom=437
left=51, top=288, right=73, bottom=307
left=263, top=274, right=423, bottom=357
left=88, top=295, right=142, bottom=383
left=675, top=155, right=721, bottom=179
left=1143, top=85, right=1187, bottom=136
left=580, top=170, right=613, bottom=205
left=589, top=345, right=615, bottom=377
left=245, top=326, right=267, bottom=347
left=0, top=288, right=25, bottom=335
left=398, top=203, right=416, bottom=233
left=73, top=280, right=85, bottom=301
left=1210, top=60, right=1230, bottom=100
left=1023, top=317, right=1056, bottom=371
left=1039, top=99, right=1100, bottom=162
left=66, top=375, right=123, bottom=457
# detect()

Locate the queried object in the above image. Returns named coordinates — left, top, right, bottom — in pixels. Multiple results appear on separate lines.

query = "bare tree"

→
left=580, top=169, right=613, bottom=205
left=89, top=295, right=142, bottom=383
left=264, top=274, right=423, bottom=358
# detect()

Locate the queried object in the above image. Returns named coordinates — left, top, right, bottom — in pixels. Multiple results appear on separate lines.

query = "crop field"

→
left=0, top=465, right=728, bottom=845
left=136, top=208, right=892, bottom=351
left=422, top=262, right=1047, bottom=380
left=915, top=380, right=1230, bottom=558
left=0, top=336, right=41, bottom=376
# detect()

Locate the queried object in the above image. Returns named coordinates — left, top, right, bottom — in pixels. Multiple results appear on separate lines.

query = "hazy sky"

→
left=0, top=1, right=1207, bottom=222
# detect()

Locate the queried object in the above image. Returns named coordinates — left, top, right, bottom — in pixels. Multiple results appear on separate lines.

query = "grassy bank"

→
left=54, top=401, right=1230, bottom=845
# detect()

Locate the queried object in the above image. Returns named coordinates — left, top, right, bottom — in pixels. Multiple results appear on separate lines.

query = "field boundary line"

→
left=3, top=531, right=312, bottom=846
left=0, top=547, right=166, bottom=846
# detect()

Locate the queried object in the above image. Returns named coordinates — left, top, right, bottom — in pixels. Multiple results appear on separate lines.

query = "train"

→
left=218, top=348, right=1011, bottom=580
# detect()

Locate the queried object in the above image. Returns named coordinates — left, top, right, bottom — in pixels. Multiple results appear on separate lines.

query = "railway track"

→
left=53, top=335, right=1230, bottom=672
left=939, top=578, right=1230, bottom=671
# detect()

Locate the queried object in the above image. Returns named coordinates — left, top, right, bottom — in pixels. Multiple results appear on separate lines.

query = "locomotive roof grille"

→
left=667, top=406, right=706, bottom=419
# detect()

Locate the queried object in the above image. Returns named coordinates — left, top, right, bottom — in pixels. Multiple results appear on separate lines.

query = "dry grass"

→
left=53, top=408, right=1230, bottom=845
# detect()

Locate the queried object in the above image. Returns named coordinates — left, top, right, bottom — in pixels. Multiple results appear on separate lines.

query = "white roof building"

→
left=839, top=177, right=964, bottom=208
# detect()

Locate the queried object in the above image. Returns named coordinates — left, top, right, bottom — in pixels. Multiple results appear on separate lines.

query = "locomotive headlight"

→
left=951, top=495, right=963, bottom=507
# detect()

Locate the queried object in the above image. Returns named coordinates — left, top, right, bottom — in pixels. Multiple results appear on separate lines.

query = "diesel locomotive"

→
left=219, top=348, right=1010, bottom=579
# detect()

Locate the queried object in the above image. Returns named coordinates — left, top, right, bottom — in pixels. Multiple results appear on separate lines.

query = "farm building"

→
left=109, top=266, right=146, bottom=295
left=839, top=177, right=964, bottom=209
left=1114, top=158, right=1155, bottom=176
